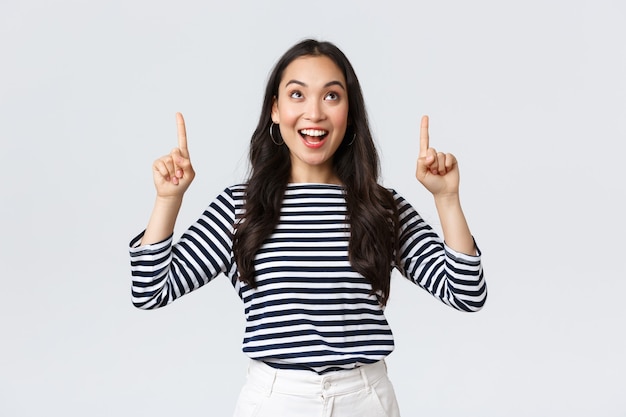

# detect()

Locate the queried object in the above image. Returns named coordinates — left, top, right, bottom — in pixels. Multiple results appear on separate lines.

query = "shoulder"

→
left=382, top=186, right=406, bottom=205
left=221, top=183, right=247, bottom=202
left=381, top=186, right=420, bottom=219
left=204, top=184, right=248, bottom=217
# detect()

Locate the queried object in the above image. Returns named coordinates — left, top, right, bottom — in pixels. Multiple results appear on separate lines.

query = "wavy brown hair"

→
left=233, top=39, right=400, bottom=305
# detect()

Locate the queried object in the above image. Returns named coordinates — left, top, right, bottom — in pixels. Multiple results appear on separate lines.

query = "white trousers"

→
left=232, top=359, right=401, bottom=417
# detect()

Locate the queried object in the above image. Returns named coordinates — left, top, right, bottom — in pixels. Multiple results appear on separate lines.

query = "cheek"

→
left=332, top=109, right=349, bottom=131
left=277, top=107, right=301, bottom=125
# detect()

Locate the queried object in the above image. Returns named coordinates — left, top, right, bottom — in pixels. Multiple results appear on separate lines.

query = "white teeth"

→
left=300, top=129, right=327, bottom=137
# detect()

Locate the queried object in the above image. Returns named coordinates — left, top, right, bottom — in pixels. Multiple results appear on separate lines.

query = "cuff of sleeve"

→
left=443, top=237, right=481, bottom=263
left=129, top=232, right=174, bottom=255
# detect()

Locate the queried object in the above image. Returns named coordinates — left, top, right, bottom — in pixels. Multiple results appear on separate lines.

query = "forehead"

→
left=280, top=55, right=345, bottom=86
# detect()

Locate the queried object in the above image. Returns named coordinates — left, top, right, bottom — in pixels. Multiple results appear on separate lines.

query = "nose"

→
left=304, top=99, right=325, bottom=122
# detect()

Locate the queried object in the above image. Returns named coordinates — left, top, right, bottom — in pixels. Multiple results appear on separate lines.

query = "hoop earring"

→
left=346, top=132, right=356, bottom=146
left=269, top=122, right=284, bottom=146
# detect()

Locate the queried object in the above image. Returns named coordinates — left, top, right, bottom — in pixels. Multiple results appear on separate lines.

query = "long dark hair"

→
left=233, top=39, right=400, bottom=305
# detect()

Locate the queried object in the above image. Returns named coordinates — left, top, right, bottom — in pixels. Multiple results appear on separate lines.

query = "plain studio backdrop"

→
left=1, top=0, right=624, bottom=416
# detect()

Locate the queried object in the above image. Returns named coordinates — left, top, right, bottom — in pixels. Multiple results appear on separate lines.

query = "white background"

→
left=1, top=0, right=625, bottom=416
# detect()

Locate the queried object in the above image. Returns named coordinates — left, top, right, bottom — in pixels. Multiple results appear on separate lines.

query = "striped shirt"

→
left=129, top=183, right=486, bottom=374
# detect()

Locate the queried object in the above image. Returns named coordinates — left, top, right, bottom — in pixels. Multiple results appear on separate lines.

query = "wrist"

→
left=433, top=192, right=461, bottom=209
left=154, top=194, right=184, bottom=208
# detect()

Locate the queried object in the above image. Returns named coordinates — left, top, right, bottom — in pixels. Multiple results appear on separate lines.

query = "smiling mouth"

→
left=299, top=129, right=328, bottom=144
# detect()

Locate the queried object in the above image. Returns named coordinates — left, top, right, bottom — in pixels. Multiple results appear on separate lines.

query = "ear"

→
left=271, top=96, right=280, bottom=124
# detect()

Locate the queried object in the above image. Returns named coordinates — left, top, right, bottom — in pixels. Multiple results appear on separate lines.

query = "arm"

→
left=399, top=115, right=485, bottom=311
left=433, top=194, right=474, bottom=255
left=130, top=112, right=222, bottom=310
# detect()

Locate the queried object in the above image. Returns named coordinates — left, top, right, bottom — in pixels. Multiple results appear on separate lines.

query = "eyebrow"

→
left=285, top=79, right=346, bottom=91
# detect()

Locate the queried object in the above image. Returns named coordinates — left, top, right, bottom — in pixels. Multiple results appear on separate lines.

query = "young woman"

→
left=129, top=39, right=486, bottom=416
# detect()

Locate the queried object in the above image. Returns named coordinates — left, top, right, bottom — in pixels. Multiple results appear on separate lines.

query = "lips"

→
left=299, top=128, right=328, bottom=147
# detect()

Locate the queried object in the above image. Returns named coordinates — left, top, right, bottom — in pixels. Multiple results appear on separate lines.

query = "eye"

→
left=289, top=90, right=303, bottom=99
left=324, top=91, right=339, bottom=101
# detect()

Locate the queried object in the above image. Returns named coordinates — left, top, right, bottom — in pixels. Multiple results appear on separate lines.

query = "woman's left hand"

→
left=415, top=115, right=460, bottom=197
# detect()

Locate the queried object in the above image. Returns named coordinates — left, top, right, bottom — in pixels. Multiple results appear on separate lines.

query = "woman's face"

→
left=271, top=55, right=349, bottom=184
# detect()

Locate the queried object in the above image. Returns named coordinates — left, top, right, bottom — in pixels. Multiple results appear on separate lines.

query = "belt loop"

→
left=359, top=365, right=371, bottom=393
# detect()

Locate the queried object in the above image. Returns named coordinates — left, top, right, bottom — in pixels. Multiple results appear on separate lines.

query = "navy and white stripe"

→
left=130, top=183, right=486, bottom=374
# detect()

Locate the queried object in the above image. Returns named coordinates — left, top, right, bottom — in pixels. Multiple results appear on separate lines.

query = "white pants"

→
left=232, top=359, right=401, bottom=417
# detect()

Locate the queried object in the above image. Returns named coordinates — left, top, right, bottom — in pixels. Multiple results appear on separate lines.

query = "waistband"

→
left=245, top=359, right=388, bottom=397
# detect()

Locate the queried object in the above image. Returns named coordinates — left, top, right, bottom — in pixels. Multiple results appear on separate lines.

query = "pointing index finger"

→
left=419, top=115, right=430, bottom=156
left=176, top=112, right=189, bottom=158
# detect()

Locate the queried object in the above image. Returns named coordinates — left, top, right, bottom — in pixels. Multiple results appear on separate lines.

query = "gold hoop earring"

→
left=269, top=122, right=284, bottom=146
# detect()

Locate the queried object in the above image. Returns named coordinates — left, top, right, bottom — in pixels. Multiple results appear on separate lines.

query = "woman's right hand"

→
left=152, top=112, right=195, bottom=199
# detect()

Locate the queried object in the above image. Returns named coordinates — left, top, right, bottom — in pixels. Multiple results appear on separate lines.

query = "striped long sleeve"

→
left=393, top=192, right=486, bottom=312
left=129, top=186, right=241, bottom=309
